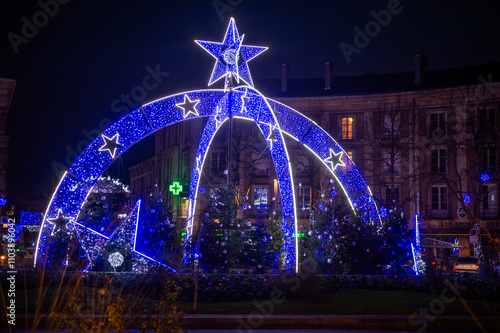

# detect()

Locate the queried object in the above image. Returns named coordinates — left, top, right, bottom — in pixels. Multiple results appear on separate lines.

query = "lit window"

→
left=253, top=188, right=268, bottom=209
left=341, top=117, right=354, bottom=140
left=342, top=151, right=353, bottom=172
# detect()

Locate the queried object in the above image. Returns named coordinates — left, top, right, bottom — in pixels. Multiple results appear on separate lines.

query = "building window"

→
left=482, top=146, right=497, bottom=172
left=430, top=112, right=446, bottom=137
left=432, top=185, right=447, bottom=210
left=383, top=114, right=400, bottom=140
left=481, top=185, right=497, bottom=218
left=385, top=187, right=399, bottom=207
left=297, top=185, right=311, bottom=210
left=341, top=151, right=354, bottom=172
left=479, top=108, right=496, bottom=132
left=431, top=148, right=447, bottom=174
left=211, top=152, right=226, bottom=174
left=483, top=185, right=490, bottom=210
left=341, top=117, right=354, bottom=140
left=382, top=150, right=400, bottom=176
left=253, top=187, right=268, bottom=209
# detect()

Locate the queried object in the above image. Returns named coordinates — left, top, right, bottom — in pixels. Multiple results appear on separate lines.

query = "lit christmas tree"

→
left=77, top=176, right=130, bottom=237
left=199, top=184, right=244, bottom=272
left=75, top=201, right=153, bottom=273
left=305, top=189, right=414, bottom=275
left=239, top=208, right=273, bottom=273
left=135, top=189, right=179, bottom=267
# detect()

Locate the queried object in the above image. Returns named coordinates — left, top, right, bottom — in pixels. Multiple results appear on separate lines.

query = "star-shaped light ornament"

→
left=214, top=105, right=224, bottom=127
left=99, top=133, right=123, bottom=159
left=195, top=155, right=203, bottom=172
left=73, top=201, right=153, bottom=272
left=196, top=18, right=268, bottom=89
left=177, top=95, right=200, bottom=118
left=240, top=89, right=251, bottom=113
left=47, top=209, right=73, bottom=235
left=325, top=149, right=346, bottom=171
left=267, top=125, right=278, bottom=150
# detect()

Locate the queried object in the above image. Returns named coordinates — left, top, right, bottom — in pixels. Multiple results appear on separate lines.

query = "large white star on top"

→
left=195, top=18, right=268, bottom=88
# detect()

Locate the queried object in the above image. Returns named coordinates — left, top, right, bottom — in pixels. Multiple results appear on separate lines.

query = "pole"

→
left=227, top=86, right=233, bottom=185
left=193, top=219, right=201, bottom=311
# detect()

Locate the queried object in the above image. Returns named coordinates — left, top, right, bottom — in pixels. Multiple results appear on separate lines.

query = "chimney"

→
left=324, top=60, right=333, bottom=90
left=414, top=52, right=429, bottom=86
left=281, top=62, right=290, bottom=92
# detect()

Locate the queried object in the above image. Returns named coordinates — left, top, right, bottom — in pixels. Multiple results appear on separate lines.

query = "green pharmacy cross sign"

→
left=169, top=181, right=183, bottom=196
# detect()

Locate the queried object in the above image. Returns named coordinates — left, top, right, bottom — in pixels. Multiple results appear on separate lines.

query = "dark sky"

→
left=1, top=0, right=499, bottom=209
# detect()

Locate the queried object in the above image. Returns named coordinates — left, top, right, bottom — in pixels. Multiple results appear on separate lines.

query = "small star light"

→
left=324, top=149, right=345, bottom=171
left=463, top=194, right=471, bottom=204
left=108, top=252, right=124, bottom=271
left=176, top=95, right=200, bottom=118
left=480, top=173, right=490, bottom=182
left=99, top=133, right=123, bottom=159
left=266, top=125, right=278, bottom=150
left=47, top=209, right=72, bottom=234
left=195, top=18, right=268, bottom=88
left=196, top=155, right=203, bottom=172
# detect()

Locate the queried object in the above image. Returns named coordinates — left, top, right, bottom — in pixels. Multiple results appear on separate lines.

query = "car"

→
left=493, top=261, right=500, bottom=276
left=453, top=256, right=480, bottom=273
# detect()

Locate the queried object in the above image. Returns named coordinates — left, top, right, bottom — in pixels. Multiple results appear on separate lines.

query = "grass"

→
left=180, top=289, right=500, bottom=317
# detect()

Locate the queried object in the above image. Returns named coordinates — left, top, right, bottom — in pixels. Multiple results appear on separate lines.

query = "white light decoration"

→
left=47, top=209, right=72, bottom=235
left=195, top=17, right=268, bottom=88
left=324, top=149, right=345, bottom=171
left=35, top=18, right=380, bottom=274
left=265, top=123, right=278, bottom=150
left=176, top=94, right=200, bottom=118
left=108, top=252, right=124, bottom=270
left=99, top=133, right=123, bottom=159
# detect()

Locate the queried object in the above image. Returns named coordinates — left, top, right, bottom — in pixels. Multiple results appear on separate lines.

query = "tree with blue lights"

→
left=77, top=176, right=130, bottom=237
left=239, top=208, right=273, bottom=273
left=135, top=190, right=179, bottom=266
left=199, top=184, right=245, bottom=272
left=306, top=190, right=413, bottom=275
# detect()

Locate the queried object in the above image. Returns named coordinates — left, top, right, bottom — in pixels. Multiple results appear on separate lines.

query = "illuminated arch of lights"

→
left=35, top=18, right=380, bottom=273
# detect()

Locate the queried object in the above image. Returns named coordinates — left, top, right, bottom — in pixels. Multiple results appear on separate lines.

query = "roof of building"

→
left=255, top=62, right=500, bottom=98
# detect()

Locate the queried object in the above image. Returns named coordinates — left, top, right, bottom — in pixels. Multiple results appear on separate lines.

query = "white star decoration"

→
left=240, top=89, right=250, bottom=113
left=47, top=209, right=72, bottom=235
left=214, top=105, right=223, bottom=127
left=177, top=95, right=200, bottom=118
left=325, top=149, right=345, bottom=171
left=196, top=18, right=267, bottom=88
left=196, top=155, right=203, bottom=172
left=73, top=201, right=149, bottom=271
left=266, top=125, right=278, bottom=150
left=99, top=134, right=123, bottom=159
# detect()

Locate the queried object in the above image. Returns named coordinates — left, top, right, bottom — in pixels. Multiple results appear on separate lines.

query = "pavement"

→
left=3, top=314, right=500, bottom=332
left=183, top=314, right=500, bottom=331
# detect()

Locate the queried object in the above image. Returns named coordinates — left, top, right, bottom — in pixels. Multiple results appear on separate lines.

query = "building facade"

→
left=129, top=60, right=500, bottom=262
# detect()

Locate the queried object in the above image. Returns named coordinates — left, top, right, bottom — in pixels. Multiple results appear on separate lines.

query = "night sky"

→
left=1, top=0, right=499, bottom=209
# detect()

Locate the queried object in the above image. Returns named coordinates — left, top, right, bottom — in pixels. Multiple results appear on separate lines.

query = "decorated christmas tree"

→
left=75, top=201, right=153, bottom=273
left=238, top=208, right=273, bottom=273
left=135, top=189, right=179, bottom=267
left=77, top=176, right=130, bottom=237
left=305, top=189, right=414, bottom=275
left=199, top=184, right=244, bottom=272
